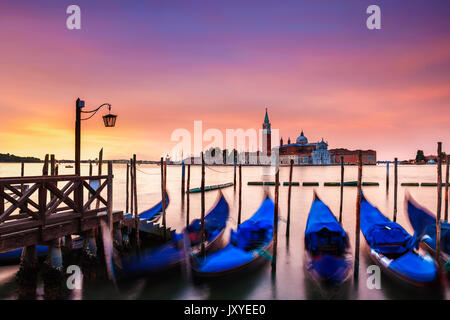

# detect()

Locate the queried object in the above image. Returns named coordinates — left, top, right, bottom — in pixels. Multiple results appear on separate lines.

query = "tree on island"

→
left=415, top=150, right=425, bottom=163
left=0, top=153, right=41, bottom=163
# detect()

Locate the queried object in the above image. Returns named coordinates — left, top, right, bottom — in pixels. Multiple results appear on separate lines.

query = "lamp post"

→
left=75, top=98, right=117, bottom=175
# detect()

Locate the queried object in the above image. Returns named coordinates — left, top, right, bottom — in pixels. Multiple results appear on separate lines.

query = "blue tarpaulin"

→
left=361, top=194, right=415, bottom=255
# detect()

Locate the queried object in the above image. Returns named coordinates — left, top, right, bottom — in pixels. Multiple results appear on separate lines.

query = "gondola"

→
left=406, top=194, right=449, bottom=267
left=124, top=193, right=170, bottom=223
left=360, top=192, right=438, bottom=287
left=120, top=191, right=229, bottom=277
left=0, top=246, right=49, bottom=264
left=192, top=195, right=274, bottom=278
left=304, top=192, right=352, bottom=286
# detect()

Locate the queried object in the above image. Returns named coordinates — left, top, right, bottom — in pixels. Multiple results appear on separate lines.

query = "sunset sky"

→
left=0, top=0, right=449, bottom=161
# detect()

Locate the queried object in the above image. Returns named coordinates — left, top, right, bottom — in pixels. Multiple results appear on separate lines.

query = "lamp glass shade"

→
left=102, top=114, right=117, bottom=127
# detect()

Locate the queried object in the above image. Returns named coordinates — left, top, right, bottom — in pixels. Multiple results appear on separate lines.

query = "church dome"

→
left=296, top=130, right=308, bottom=144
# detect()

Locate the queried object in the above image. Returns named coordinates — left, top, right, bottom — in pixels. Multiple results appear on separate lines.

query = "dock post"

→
left=130, top=158, right=134, bottom=215
left=339, top=156, right=344, bottom=224
left=42, top=239, right=65, bottom=300
left=200, top=152, right=206, bottom=257
left=163, top=159, right=167, bottom=240
left=19, top=161, right=27, bottom=213
left=436, top=142, right=442, bottom=265
left=233, top=150, right=237, bottom=191
left=286, top=159, right=293, bottom=237
left=354, top=150, right=363, bottom=280
left=386, top=162, right=390, bottom=193
left=186, top=164, right=191, bottom=226
left=181, top=160, right=186, bottom=202
left=17, top=245, right=38, bottom=299
left=160, top=157, right=167, bottom=240
left=107, top=161, right=113, bottom=237
left=133, top=155, right=139, bottom=249
left=272, top=166, right=279, bottom=269
left=445, top=155, right=449, bottom=222
left=238, top=164, right=242, bottom=225
left=393, top=158, right=398, bottom=222
left=95, top=148, right=103, bottom=210
left=126, top=162, right=130, bottom=213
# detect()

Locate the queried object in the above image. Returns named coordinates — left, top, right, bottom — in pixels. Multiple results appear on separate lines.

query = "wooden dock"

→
left=0, top=172, right=123, bottom=253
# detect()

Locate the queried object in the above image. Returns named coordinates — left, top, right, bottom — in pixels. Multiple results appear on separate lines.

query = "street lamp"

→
left=75, top=98, right=117, bottom=176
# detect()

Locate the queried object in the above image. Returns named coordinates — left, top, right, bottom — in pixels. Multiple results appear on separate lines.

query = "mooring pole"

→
left=130, top=158, right=134, bottom=215
left=393, top=157, right=398, bottom=222
left=238, top=164, right=242, bottom=225
left=354, top=150, right=363, bottom=280
left=233, top=150, right=237, bottom=191
left=272, top=166, right=279, bottom=269
left=186, top=164, right=191, bottom=226
left=42, top=154, right=49, bottom=175
left=386, top=162, right=390, bottom=193
left=200, top=152, right=206, bottom=257
left=445, top=155, right=449, bottom=222
left=133, top=154, right=139, bottom=249
left=95, top=148, right=103, bottom=210
left=107, top=161, right=113, bottom=237
left=163, top=159, right=167, bottom=240
left=181, top=160, right=186, bottom=201
left=436, top=142, right=442, bottom=265
left=160, top=157, right=166, bottom=239
left=339, top=156, right=344, bottom=224
left=126, top=162, right=130, bottom=213
left=286, top=159, right=293, bottom=237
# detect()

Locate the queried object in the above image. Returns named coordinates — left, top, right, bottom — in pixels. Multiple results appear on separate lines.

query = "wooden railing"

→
left=0, top=165, right=115, bottom=247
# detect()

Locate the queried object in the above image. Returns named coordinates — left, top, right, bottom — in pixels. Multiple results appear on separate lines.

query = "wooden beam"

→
left=354, top=150, right=363, bottom=280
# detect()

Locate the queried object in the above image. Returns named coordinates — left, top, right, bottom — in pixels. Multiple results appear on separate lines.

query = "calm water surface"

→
left=0, top=163, right=448, bottom=300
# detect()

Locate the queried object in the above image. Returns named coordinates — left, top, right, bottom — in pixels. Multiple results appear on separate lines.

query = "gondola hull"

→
left=360, top=193, right=438, bottom=287
left=365, top=247, right=439, bottom=287
left=304, top=251, right=352, bottom=287
left=192, top=241, right=273, bottom=278
left=193, top=196, right=275, bottom=278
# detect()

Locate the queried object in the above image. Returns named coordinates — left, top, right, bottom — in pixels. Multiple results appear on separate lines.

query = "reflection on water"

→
left=0, top=163, right=449, bottom=299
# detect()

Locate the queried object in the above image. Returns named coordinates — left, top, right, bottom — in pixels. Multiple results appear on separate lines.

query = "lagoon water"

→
left=0, top=163, right=448, bottom=300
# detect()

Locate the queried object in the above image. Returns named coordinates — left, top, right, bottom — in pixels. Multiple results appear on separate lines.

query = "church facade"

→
left=277, top=131, right=332, bottom=165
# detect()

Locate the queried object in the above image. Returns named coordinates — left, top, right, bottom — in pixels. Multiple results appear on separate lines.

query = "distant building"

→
left=261, top=108, right=271, bottom=160
left=276, top=131, right=331, bottom=165
left=329, top=149, right=377, bottom=165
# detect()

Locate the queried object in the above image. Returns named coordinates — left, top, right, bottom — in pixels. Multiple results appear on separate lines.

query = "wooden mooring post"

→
left=200, top=152, right=206, bottom=257
left=133, top=155, right=139, bottom=248
left=181, top=161, right=186, bottom=202
left=286, top=159, right=293, bottom=237
left=354, top=150, right=363, bottom=280
left=126, top=162, right=130, bottom=213
left=238, top=164, right=242, bottom=225
left=272, top=166, right=279, bottom=269
left=130, top=158, right=134, bottom=215
left=186, top=164, right=191, bottom=226
left=107, top=161, right=113, bottom=237
left=160, top=157, right=167, bottom=239
left=233, top=150, right=237, bottom=191
left=163, top=159, right=167, bottom=240
left=445, top=155, right=449, bottom=222
left=339, top=156, right=344, bottom=224
left=386, top=162, right=390, bottom=193
left=393, top=157, right=398, bottom=222
left=436, top=142, right=442, bottom=265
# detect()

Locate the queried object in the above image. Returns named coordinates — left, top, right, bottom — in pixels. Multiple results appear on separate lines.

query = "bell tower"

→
left=262, top=108, right=271, bottom=156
